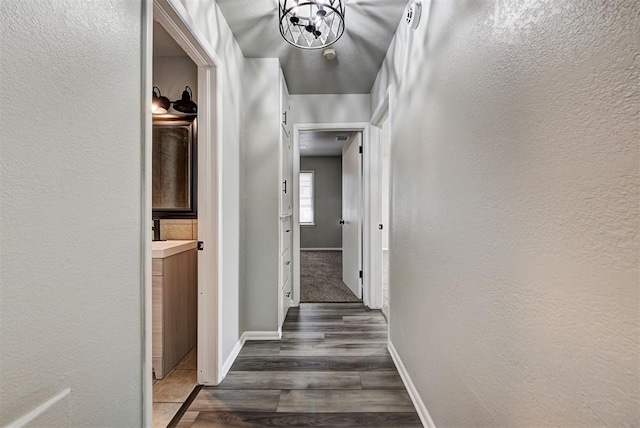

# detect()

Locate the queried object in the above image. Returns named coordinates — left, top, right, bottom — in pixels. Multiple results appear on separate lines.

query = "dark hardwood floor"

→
left=173, top=303, right=422, bottom=427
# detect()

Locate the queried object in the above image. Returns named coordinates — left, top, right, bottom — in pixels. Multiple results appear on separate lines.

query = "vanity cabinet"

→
left=152, top=245, right=197, bottom=379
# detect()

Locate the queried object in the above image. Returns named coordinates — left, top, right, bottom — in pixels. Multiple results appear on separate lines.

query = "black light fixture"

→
left=152, top=86, right=170, bottom=114
left=279, top=0, right=345, bottom=50
left=151, top=85, right=197, bottom=115
left=172, top=86, right=197, bottom=114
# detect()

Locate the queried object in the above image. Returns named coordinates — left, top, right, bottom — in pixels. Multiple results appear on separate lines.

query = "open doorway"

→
left=293, top=125, right=367, bottom=306
left=298, top=130, right=361, bottom=303
left=367, top=91, right=391, bottom=315
left=144, top=1, right=222, bottom=425
left=150, top=20, right=200, bottom=427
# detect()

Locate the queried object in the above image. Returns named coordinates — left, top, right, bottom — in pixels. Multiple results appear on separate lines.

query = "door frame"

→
left=341, top=131, right=364, bottom=299
left=144, top=0, right=224, bottom=423
left=292, top=122, right=372, bottom=307
left=368, top=89, right=391, bottom=311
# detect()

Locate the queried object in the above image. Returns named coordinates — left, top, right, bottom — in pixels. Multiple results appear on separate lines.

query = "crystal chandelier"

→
left=279, top=0, right=345, bottom=50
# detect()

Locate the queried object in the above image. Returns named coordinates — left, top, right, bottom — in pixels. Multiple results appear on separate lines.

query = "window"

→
left=299, top=171, right=315, bottom=226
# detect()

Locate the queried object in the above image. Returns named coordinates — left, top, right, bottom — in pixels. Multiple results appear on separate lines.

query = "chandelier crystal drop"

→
left=279, top=0, right=345, bottom=50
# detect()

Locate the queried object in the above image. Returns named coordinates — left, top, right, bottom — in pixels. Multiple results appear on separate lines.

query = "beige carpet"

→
left=300, top=251, right=361, bottom=303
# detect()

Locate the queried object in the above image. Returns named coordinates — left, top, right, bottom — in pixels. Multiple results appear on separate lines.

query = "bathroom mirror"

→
left=152, top=116, right=197, bottom=218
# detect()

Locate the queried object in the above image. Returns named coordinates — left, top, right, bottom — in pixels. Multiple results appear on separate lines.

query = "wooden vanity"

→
left=152, top=240, right=197, bottom=379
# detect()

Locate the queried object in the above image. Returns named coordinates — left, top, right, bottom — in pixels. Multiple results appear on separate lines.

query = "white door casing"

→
left=367, top=90, right=391, bottom=311
left=342, top=132, right=362, bottom=299
left=292, top=123, right=368, bottom=308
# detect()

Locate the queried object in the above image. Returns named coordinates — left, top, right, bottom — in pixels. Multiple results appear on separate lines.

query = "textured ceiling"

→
left=300, top=130, right=355, bottom=156
left=216, top=0, right=409, bottom=94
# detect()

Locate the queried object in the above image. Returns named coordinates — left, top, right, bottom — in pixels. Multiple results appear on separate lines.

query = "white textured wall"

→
left=241, top=58, right=281, bottom=332
left=300, top=156, right=343, bottom=249
left=371, top=0, right=639, bottom=425
left=175, top=0, right=244, bottom=362
left=0, top=0, right=143, bottom=426
left=290, top=94, right=370, bottom=125
left=153, top=56, right=198, bottom=107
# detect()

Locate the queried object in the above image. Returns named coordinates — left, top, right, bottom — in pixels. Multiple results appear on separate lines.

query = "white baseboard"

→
left=301, top=248, right=342, bottom=251
left=241, top=330, right=282, bottom=341
left=388, top=341, right=436, bottom=428
left=219, top=336, right=245, bottom=381
left=219, top=330, right=282, bottom=382
left=7, top=388, right=71, bottom=427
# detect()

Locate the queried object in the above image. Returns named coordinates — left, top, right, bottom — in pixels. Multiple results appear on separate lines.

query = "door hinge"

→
left=359, top=270, right=363, bottom=279
left=197, top=241, right=204, bottom=251
left=359, top=146, right=363, bottom=154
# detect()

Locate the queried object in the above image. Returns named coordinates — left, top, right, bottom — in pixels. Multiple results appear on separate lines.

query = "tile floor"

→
left=153, top=347, right=198, bottom=428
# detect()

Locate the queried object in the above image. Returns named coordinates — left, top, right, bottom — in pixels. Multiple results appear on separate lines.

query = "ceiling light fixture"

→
left=279, top=0, right=345, bottom=50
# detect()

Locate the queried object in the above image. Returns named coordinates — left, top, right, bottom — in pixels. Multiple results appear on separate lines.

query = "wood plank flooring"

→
left=173, top=303, right=421, bottom=427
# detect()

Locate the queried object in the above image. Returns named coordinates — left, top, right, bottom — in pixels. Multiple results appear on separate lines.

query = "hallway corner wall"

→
left=0, top=1, right=144, bottom=425
left=175, top=0, right=244, bottom=370
left=372, top=0, right=639, bottom=426
left=241, top=58, right=281, bottom=332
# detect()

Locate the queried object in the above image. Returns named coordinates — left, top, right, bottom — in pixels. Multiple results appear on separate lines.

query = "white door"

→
left=342, top=132, right=362, bottom=299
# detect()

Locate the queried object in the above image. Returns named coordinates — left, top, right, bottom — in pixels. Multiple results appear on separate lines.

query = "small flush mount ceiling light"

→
left=172, top=86, right=197, bottom=114
left=323, top=48, right=336, bottom=60
left=279, top=0, right=345, bottom=50
left=152, top=86, right=170, bottom=114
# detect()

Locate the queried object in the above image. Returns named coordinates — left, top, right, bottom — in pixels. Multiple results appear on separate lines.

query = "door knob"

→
left=378, top=224, right=383, bottom=230
left=339, top=220, right=345, bottom=225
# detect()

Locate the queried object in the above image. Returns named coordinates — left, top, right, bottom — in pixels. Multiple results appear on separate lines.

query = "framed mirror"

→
left=152, top=115, right=197, bottom=219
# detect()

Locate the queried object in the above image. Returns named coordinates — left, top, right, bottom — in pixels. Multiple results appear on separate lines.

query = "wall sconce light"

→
left=151, top=85, right=197, bottom=115
left=172, top=86, right=197, bottom=114
left=152, top=86, right=170, bottom=114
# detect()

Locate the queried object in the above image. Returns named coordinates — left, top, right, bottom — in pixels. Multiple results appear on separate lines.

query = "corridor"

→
left=173, top=303, right=421, bottom=427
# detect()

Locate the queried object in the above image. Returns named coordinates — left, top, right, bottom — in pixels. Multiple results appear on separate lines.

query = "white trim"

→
left=367, top=89, right=391, bottom=311
left=6, top=388, right=71, bottom=428
left=219, top=329, right=283, bottom=379
left=220, top=335, right=244, bottom=379
left=141, top=1, right=153, bottom=425
left=292, top=122, right=369, bottom=308
left=242, top=331, right=282, bottom=341
left=301, top=248, right=343, bottom=251
left=388, top=341, right=435, bottom=428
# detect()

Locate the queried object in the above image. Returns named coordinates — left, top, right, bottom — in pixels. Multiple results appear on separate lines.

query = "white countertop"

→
left=152, top=240, right=197, bottom=258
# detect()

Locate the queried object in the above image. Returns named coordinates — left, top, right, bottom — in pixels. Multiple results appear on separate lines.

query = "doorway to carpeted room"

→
left=300, top=250, right=361, bottom=303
